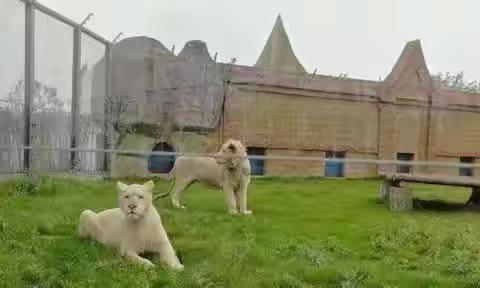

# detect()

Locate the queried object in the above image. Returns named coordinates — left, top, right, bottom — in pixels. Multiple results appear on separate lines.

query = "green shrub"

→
left=11, top=173, right=57, bottom=197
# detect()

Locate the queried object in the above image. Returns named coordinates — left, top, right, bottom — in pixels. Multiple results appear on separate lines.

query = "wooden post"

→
left=388, top=186, right=413, bottom=211
left=467, top=187, right=480, bottom=206
left=377, top=179, right=390, bottom=203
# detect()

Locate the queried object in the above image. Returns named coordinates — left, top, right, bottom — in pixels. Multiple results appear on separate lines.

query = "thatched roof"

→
left=255, top=15, right=306, bottom=73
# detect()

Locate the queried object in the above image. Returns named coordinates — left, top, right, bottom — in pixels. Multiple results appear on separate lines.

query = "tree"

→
left=7, top=80, right=64, bottom=112
left=432, top=72, right=480, bottom=93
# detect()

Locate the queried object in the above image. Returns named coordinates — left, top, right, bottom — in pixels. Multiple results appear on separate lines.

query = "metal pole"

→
left=18, top=0, right=109, bottom=45
left=71, top=27, right=81, bottom=170
left=425, top=91, right=432, bottom=163
left=103, top=33, right=122, bottom=173
left=24, top=0, right=35, bottom=172
left=103, top=43, right=112, bottom=173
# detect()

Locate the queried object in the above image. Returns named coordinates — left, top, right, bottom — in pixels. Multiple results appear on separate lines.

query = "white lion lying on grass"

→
left=155, top=139, right=252, bottom=215
left=78, top=180, right=184, bottom=270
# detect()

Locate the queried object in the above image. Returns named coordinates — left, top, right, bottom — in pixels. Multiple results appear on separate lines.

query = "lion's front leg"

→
left=237, top=180, right=252, bottom=215
left=123, top=251, right=155, bottom=268
left=224, top=186, right=239, bottom=215
left=120, top=239, right=155, bottom=268
left=153, top=225, right=184, bottom=271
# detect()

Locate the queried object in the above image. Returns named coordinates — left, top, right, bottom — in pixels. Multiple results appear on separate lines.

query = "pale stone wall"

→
left=169, top=131, right=218, bottom=154
left=218, top=87, right=380, bottom=178
left=345, top=152, right=378, bottom=178
left=223, top=89, right=378, bottom=154
left=265, top=149, right=325, bottom=176
left=428, top=155, right=459, bottom=177
left=105, top=36, right=480, bottom=179
left=394, top=106, right=430, bottom=175
left=432, top=110, right=480, bottom=157
left=378, top=105, right=396, bottom=173
left=111, top=134, right=156, bottom=178
left=258, top=150, right=377, bottom=178
left=111, top=80, right=480, bottom=179
left=474, top=158, right=480, bottom=179
left=395, top=107, right=426, bottom=155
left=427, top=110, right=480, bottom=178
left=110, top=131, right=221, bottom=178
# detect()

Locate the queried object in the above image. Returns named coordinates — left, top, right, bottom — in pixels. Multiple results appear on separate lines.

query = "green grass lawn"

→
left=1, top=176, right=480, bottom=287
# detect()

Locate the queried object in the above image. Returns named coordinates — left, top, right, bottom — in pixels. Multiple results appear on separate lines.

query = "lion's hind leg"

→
left=170, top=180, right=193, bottom=209
left=78, top=210, right=102, bottom=240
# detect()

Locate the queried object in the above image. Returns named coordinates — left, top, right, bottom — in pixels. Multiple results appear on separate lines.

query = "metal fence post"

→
left=103, top=43, right=112, bottom=173
left=71, top=26, right=81, bottom=170
left=24, top=0, right=35, bottom=172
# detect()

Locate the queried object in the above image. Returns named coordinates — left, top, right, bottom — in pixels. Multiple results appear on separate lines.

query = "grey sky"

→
left=1, top=0, right=480, bottom=105
left=38, top=0, right=480, bottom=81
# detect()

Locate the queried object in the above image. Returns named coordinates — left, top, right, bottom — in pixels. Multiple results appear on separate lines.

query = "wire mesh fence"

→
left=32, top=9, right=73, bottom=172
left=0, top=0, right=110, bottom=175
left=1, top=0, right=480, bottom=180
left=0, top=0, right=25, bottom=173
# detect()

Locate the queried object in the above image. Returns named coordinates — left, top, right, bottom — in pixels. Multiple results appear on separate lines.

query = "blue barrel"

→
left=148, top=143, right=175, bottom=173
left=325, top=151, right=345, bottom=177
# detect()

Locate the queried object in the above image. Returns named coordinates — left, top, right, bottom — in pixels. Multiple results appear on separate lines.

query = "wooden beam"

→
left=381, top=173, right=480, bottom=188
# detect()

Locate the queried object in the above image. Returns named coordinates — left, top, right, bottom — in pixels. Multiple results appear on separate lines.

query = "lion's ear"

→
left=117, top=181, right=128, bottom=192
left=143, top=180, right=154, bottom=192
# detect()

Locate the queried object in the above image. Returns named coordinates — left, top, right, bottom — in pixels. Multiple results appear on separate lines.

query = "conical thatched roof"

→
left=381, top=39, right=434, bottom=101
left=255, top=15, right=306, bottom=73
left=178, top=40, right=213, bottom=66
left=384, top=40, right=431, bottom=86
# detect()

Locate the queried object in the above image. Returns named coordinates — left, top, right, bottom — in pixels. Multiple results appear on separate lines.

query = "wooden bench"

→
left=378, top=173, right=480, bottom=211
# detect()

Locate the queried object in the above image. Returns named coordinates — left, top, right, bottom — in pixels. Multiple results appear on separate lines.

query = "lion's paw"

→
left=172, top=202, right=186, bottom=210
left=172, top=263, right=184, bottom=271
left=241, top=210, right=253, bottom=215
left=228, top=210, right=239, bottom=215
left=142, top=260, right=155, bottom=268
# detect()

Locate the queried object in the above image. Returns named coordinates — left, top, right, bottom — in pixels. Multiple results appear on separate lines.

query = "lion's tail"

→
left=154, top=165, right=176, bottom=200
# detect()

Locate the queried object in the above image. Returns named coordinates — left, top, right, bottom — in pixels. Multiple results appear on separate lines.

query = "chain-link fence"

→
left=0, top=0, right=110, bottom=174
left=0, top=0, right=25, bottom=173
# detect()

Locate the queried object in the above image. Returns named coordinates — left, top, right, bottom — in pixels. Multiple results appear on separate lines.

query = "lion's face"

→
left=216, top=139, right=247, bottom=169
left=117, top=180, right=154, bottom=220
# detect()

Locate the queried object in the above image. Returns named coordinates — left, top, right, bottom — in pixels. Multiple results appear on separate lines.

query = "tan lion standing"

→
left=78, top=180, right=184, bottom=270
left=155, top=139, right=252, bottom=215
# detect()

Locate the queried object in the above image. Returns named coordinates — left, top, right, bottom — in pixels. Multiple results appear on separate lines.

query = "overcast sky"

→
left=38, top=0, right=480, bottom=80
left=1, top=0, right=480, bottom=106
